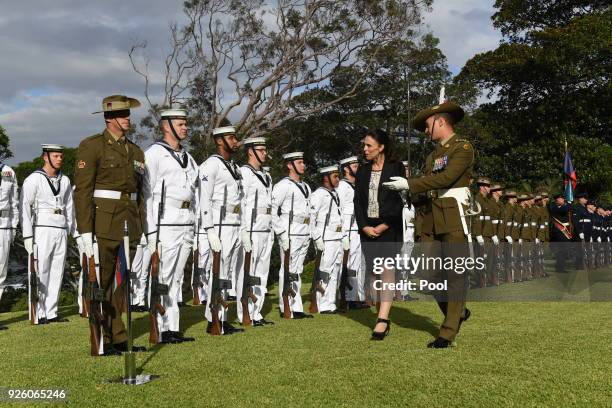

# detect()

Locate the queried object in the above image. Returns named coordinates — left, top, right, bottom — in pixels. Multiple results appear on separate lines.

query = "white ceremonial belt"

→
left=437, top=187, right=470, bottom=205
left=539, top=225, right=545, bottom=229
left=36, top=208, right=65, bottom=215
left=478, top=216, right=484, bottom=220
left=255, top=206, right=272, bottom=216
left=492, top=220, right=500, bottom=224
left=531, top=222, right=537, bottom=226
left=523, top=223, right=529, bottom=227
left=580, top=219, right=591, bottom=223
left=514, top=222, right=519, bottom=227
left=94, top=189, right=137, bottom=201
left=484, top=216, right=491, bottom=221
left=291, top=215, right=311, bottom=225
left=506, top=222, right=513, bottom=226
left=165, top=197, right=193, bottom=209
left=213, top=203, right=241, bottom=214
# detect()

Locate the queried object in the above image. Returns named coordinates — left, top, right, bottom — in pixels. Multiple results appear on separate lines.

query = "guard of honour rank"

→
left=0, top=95, right=610, bottom=356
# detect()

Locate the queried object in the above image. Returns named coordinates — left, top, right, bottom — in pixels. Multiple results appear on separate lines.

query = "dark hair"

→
left=363, top=129, right=395, bottom=160
left=436, top=112, right=455, bottom=127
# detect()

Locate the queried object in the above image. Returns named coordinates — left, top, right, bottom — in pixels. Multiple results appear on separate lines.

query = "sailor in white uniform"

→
left=0, top=160, right=19, bottom=329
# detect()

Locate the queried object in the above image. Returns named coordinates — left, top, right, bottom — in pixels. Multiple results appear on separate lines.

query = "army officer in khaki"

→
left=74, top=95, right=146, bottom=356
left=384, top=101, right=473, bottom=348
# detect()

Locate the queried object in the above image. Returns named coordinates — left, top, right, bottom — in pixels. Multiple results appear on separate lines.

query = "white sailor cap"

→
left=160, top=109, right=187, bottom=119
left=42, top=144, right=64, bottom=152
left=402, top=161, right=409, bottom=167
left=339, top=156, right=359, bottom=166
left=282, top=152, right=303, bottom=161
left=318, top=165, right=339, bottom=175
left=212, top=126, right=236, bottom=137
left=243, top=137, right=266, bottom=147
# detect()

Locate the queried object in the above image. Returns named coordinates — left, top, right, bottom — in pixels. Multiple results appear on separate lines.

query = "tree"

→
left=0, top=124, right=12, bottom=162
left=131, top=0, right=433, bottom=143
left=456, top=3, right=611, bottom=196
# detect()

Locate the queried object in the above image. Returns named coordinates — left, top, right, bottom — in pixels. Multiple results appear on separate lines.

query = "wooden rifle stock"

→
left=87, top=256, right=102, bottom=356
left=209, top=250, right=223, bottom=335
left=241, top=251, right=253, bottom=326
left=338, top=249, right=350, bottom=312
left=148, top=250, right=166, bottom=344
left=192, top=248, right=202, bottom=306
left=282, top=247, right=293, bottom=319
left=81, top=253, right=89, bottom=318
left=29, top=253, right=38, bottom=325
left=309, top=253, right=323, bottom=314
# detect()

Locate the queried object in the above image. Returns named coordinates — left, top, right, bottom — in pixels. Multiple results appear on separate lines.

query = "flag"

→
left=563, top=148, right=577, bottom=202
left=114, top=240, right=128, bottom=290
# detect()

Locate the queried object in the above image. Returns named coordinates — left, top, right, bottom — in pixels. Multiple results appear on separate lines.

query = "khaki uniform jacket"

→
left=408, top=134, right=474, bottom=236
left=74, top=130, right=146, bottom=241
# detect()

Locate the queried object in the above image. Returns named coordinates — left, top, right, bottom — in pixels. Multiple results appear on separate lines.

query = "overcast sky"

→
left=0, top=0, right=501, bottom=165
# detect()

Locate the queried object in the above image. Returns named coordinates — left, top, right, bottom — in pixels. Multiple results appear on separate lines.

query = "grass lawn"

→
left=1, top=271, right=611, bottom=407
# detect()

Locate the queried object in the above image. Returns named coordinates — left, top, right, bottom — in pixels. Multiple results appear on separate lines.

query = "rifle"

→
left=80, top=253, right=89, bottom=317
left=192, top=218, right=202, bottom=306
left=28, top=212, right=39, bottom=325
left=282, top=193, right=296, bottom=319
left=149, top=181, right=168, bottom=344
left=309, top=197, right=332, bottom=314
left=338, top=214, right=355, bottom=313
left=87, top=235, right=105, bottom=356
left=209, top=185, right=229, bottom=335
left=241, top=190, right=259, bottom=326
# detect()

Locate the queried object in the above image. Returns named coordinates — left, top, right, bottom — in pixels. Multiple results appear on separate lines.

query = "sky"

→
left=0, top=0, right=502, bottom=165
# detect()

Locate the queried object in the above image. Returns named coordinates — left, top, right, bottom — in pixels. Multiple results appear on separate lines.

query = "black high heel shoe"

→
left=371, top=318, right=391, bottom=340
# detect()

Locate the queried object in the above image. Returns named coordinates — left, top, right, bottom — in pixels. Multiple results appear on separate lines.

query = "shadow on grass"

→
left=0, top=304, right=79, bottom=326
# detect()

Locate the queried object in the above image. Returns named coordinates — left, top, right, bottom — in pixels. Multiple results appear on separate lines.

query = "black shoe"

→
left=0, top=324, right=7, bottom=330
left=114, top=341, right=147, bottom=352
left=47, top=317, right=69, bottom=323
left=160, top=331, right=182, bottom=344
left=171, top=331, right=195, bottom=342
left=102, top=345, right=122, bottom=356
left=349, top=301, right=370, bottom=310
left=401, top=294, right=418, bottom=301
left=320, top=310, right=337, bottom=315
left=37, top=318, right=48, bottom=325
left=292, top=312, right=314, bottom=319
left=130, top=305, right=147, bottom=312
left=459, top=308, right=471, bottom=330
left=371, top=318, right=390, bottom=340
left=223, top=322, right=244, bottom=334
left=427, top=337, right=453, bottom=348
left=227, top=296, right=237, bottom=301
left=252, top=320, right=264, bottom=327
left=260, top=319, right=275, bottom=325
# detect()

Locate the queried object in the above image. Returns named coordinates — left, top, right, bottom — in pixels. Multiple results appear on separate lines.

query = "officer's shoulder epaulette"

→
left=80, top=133, right=105, bottom=146
left=455, top=137, right=471, bottom=143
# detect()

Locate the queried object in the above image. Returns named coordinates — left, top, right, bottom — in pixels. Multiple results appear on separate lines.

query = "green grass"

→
left=1, top=275, right=611, bottom=407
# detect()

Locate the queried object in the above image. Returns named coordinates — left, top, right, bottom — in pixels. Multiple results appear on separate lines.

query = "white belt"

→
left=580, top=219, right=591, bottom=223
left=36, top=208, right=65, bottom=215
left=478, top=216, right=484, bottom=220
left=254, top=206, right=272, bottom=216
left=438, top=187, right=470, bottom=237
left=213, top=203, right=241, bottom=215
left=484, top=215, right=491, bottom=221
left=544, top=221, right=549, bottom=226
left=292, top=214, right=311, bottom=225
left=506, top=222, right=513, bottom=226
left=523, top=223, right=529, bottom=227
left=165, top=197, right=193, bottom=209
left=492, top=220, right=500, bottom=224
left=531, top=222, right=537, bottom=226
left=94, top=189, right=137, bottom=201
left=539, top=225, right=545, bottom=229
left=514, top=222, right=519, bottom=227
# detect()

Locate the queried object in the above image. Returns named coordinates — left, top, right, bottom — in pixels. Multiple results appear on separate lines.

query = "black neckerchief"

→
left=341, top=178, right=355, bottom=190
left=286, top=177, right=309, bottom=199
left=213, top=154, right=241, bottom=181
left=320, top=187, right=340, bottom=213
left=34, top=169, right=62, bottom=196
left=156, top=141, right=188, bottom=169
left=244, top=164, right=271, bottom=188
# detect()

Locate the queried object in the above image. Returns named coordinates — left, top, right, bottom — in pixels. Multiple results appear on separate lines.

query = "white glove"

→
left=505, top=236, right=513, bottom=243
left=579, top=232, right=584, bottom=240
left=206, top=228, right=222, bottom=252
left=476, top=235, right=485, bottom=245
left=382, top=176, right=409, bottom=191
left=597, top=237, right=602, bottom=243
left=314, top=237, right=325, bottom=252
left=279, top=231, right=290, bottom=252
left=76, top=235, right=86, bottom=255
left=535, top=238, right=540, bottom=244
left=81, top=232, right=94, bottom=258
left=241, top=230, right=252, bottom=253
left=342, top=237, right=350, bottom=251
left=147, top=236, right=157, bottom=255
left=492, top=235, right=499, bottom=245
left=518, top=238, right=523, bottom=244
left=24, top=237, right=33, bottom=255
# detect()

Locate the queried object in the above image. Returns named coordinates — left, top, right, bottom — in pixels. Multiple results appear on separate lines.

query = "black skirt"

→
left=360, top=217, right=403, bottom=273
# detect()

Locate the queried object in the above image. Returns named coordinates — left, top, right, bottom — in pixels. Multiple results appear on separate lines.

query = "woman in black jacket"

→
left=354, top=129, right=404, bottom=340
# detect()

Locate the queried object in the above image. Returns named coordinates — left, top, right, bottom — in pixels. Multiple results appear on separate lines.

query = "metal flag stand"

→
left=117, top=220, right=156, bottom=385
